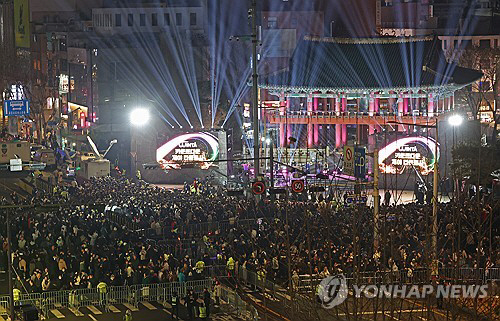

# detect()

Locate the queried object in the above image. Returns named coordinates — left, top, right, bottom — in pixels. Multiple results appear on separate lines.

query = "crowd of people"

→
left=0, top=176, right=496, bottom=295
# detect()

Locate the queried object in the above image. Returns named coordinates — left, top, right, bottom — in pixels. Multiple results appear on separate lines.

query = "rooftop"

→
left=259, top=36, right=482, bottom=92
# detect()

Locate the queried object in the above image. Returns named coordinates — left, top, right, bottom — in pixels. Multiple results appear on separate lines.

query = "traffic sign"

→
left=354, top=147, right=366, bottom=179
left=343, top=146, right=355, bottom=176
left=9, top=159, right=22, bottom=172
left=3, top=100, right=30, bottom=116
left=291, top=180, right=305, bottom=193
left=252, top=181, right=266, bottom=195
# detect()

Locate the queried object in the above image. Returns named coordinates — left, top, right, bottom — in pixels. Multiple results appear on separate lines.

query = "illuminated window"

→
left=268, top=17, right=277, bottom=28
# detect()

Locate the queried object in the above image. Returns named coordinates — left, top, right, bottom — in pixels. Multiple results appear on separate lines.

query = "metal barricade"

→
left=72, top=288, right=101, bottom=310
left=219, top=285, right=259, bottom=321
left=0, top=296, right=10, bottom=317
left=108, top=285, right=133, bottom=306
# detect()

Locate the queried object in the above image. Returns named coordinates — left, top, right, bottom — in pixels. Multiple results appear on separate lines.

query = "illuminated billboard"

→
left=378, top=136, right=439, bottom=176
left=14, top=0, right=30, bottom=48
left=156, top=132, right=219, bottom=170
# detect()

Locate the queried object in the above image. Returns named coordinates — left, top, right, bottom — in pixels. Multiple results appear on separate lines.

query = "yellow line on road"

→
left=50, top=309, right=65, bottom=318
left=87, top=305, right=102, bottom=315
left=108, top=305, right=121, bottom=313
left=69, top=307, right=84, bottom=316
left=123, top=303, right=139, bottom=311
left=141, top=302, right=157, bottom=310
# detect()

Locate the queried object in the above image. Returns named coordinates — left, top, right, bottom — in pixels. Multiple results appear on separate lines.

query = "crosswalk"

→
left=0, top=299, right=232, bottom=321
left=44, top=301, right=169, bottom=319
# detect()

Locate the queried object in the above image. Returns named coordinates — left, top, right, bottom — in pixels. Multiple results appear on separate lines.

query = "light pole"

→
left=448, top=114, right=463, bottom=200
left=388, top=119, right=439, bottom=277
left=129, top=108, right=150, bottom=176
left=251, top=0, right=260, bottom=180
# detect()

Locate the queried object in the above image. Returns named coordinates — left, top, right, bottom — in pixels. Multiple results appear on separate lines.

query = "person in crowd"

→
left=0, top=175, right=494, bottom=302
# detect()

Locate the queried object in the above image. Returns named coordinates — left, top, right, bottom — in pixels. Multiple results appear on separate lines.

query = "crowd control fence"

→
left=0, top=279, right=213, bottom=319
left=231, top=265, right=499, bottom=321
left=218, top=285, right=259, bottom=321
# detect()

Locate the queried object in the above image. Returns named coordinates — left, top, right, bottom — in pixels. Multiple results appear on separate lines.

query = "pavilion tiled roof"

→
left=259, top=36, right=482, bottom=92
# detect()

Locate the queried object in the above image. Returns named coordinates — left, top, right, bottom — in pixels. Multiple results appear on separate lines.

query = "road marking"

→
left=123, top=303, right=139, bottom=311
left=88, top=314, right=98, bottom=321
left=87, top=305, right=102, bottom=315
left=248, top=295, right=262, bottom=303
left=418, top=317, right=427, bottom=321
left=383, top=313, right=397, bottom=320
left=402, top=297, right=447, bottom=318
left=50, top=309, right=65, bottom=319
left=141, top=302, right=157, bottom=310
left=108, top=305, right=121, bottom=313
left=337, top=309, right=426, bottom=316
left=69, top=307, right=84, bottom=316
left=163, top=308, right=171, bottom=314
left=162, top=302, right=172, bottom=308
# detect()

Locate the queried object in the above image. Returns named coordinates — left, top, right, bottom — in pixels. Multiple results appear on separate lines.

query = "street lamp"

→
left=129, top=108, right=150, bottom=177
left=448, top=114, right=463, bottom=127
left=129, top=108, right=150, bottom=126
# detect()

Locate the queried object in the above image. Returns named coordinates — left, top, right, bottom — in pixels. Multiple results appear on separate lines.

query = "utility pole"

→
left=373, top=148, right=380, bottom=252
left=270, top=132, right=274, bottom=192
left=6, top=210, right=14, bottom=320
left=432, top=122, right=439, bottom=276
left=251, top=0, right=260, bottom=179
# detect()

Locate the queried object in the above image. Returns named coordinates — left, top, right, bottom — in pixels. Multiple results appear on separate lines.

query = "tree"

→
left=447, top=46, right=500, bottom=142
left=451, top=142, right=500, bottom=186
left=24, top=82, right=57, bottom=144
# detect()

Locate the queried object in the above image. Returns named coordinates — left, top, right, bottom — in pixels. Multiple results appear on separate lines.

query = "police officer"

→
left=316, top=283, right=324, bottom=304
left=97, top=280, right=107, bottom=306
left=195, top=259, right=205, bottom=279
left=123, top=309, right=132, bottom=321
left=226, top=257, right=235, bottom=277
left=13, top=287, right=21, bottom=306
left=198, top=302, right=207, bottom=320
left=171, top=291, right=179, bottom=319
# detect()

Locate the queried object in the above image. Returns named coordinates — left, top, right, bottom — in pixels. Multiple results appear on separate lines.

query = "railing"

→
left=232, top=266, right=499, bottom=321
left=271, top=110, right=444, bottom=118
left=297, top=267, right=500, bottom=293
left=106, top=209, right=258, bottom=241
left=218, top=286, right=259, bottom=321
left=0, top=279, right=213, bottom=319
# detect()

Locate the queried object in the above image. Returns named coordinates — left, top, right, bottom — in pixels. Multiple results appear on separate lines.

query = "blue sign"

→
left=3, top=100, right=30, bottom=116
left=346, top=194, right=368, bottom=204
left=354, top=147, right=366, bottom=179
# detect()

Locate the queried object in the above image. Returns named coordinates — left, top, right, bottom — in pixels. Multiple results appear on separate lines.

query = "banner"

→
left=14, top=0, right=30, bottom=48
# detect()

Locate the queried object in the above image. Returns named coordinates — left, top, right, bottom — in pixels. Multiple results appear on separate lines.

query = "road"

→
left=239, top=283, right=478, bottom=321
left=0, top=299, right=244, bottom=321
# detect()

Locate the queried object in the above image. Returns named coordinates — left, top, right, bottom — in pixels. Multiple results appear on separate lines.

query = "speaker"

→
left=22, top=305, right=39, bottom=321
